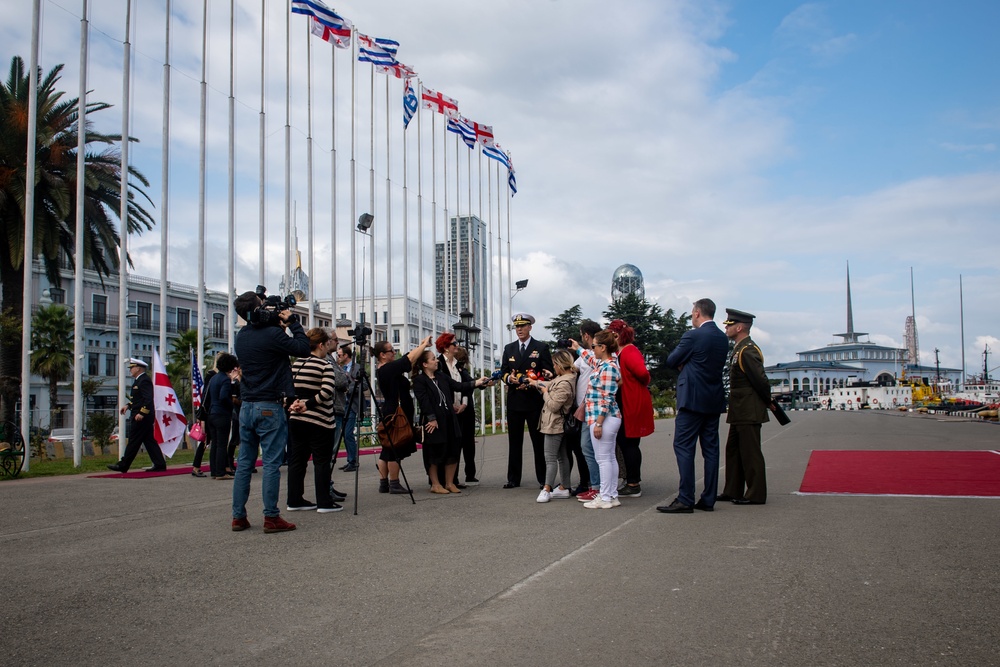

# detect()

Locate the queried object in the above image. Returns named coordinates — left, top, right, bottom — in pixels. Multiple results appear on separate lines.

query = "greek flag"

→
left=403, top=78, right=418, bottom=129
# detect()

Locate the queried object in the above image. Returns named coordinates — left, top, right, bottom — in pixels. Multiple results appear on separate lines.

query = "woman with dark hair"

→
left=572, top=330, right=623, bottom=509
left=287, top=327, right=346, bottom=513
left=451, top=346, right=480, bottom=485
left=206, top=353, right=240, bottom=480
left=607, top=319, right=655, bottom=498
left=411, top=348, right=491, bottom=494
left=373, top=336, right=433, bottom=494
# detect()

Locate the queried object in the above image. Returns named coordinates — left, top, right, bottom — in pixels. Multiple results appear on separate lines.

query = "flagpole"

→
left=443, top=115, right=450, bottom=321
left=284, top=7, right=292, bottom=298
left=158, top=0, right=171, bottom=373
left=306, top=21, right=315, bottom=326
left=227, top=0, right=236, bottom=350
left=401, top=81, right=410, bottom=351
left=496, top=162, right=506, bottom=432
left=454, top=133, right=461, bottom=313
left=350, top=26, right=357, bottom=325
left=417, top=81, right=425, bottom=341
left=197, top=0, right=208, bottom=380
left=368, top=64, right=375, bottom=335
left=431, top=108, right=438, bottom=330
left=467, top=135, right=473, bottom=318
left=115, top=0, right=132, bottom=459
left=72, top=0, right=90, bottom=467
left=257, top=0, right=266, bottom=286
left=383, top=76, right=391, bottom=344
left=330, top=25, right=337, bottom=326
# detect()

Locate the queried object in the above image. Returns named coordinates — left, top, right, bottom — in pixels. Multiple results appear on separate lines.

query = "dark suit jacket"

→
left=500, top=337, right=553, bottom=412
left=412, top=371, right=477, bottom=445
left=666, top=321, right=729, bottom=414
left=128, top=372, right=154, bottom=419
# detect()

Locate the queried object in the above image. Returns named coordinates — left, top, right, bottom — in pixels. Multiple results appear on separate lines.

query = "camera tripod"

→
left=340, top=336, right=416, bottom=513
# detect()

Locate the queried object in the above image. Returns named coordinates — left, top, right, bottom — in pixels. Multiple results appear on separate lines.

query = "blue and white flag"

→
left=482, top=144, right=510, bottom=169
left=447, top=115, right=477, bottom=149
left=291, top=0, right=344, bottom=30
left=403, top=78, right=418, bottom=129
left=508, top=164, right=518, bottom=196
left=358, top=33, right=399, bottom=67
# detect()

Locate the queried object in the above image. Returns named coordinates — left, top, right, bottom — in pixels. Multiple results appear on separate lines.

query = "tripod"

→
left=341, top=336, right=416, bottom=513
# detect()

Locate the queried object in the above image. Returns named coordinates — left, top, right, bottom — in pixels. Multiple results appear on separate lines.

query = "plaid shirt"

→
left=578, top=349, right=621, bottom=424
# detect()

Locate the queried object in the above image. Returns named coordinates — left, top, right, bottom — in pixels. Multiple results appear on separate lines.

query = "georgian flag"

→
left=375, top=61, right=416, bottom=79
left=309, top=15, right=352, bottom=49
left=469, top=120, right=494, bottom=148
left=420, top=86, right=458, bottom=117
left=403, top=78, right=418, bottom=129
left=152, top=350, right=187, bottom=458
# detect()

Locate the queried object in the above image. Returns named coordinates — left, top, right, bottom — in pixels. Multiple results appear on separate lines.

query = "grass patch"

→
left=2, top=447, right=200, bottom=481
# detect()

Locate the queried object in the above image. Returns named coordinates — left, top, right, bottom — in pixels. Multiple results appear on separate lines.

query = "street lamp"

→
left=508, top=279, right=528, bottom=331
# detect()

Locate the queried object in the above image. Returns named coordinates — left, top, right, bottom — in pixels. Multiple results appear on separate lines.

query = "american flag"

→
left=191, top=347, right=204, bottom=413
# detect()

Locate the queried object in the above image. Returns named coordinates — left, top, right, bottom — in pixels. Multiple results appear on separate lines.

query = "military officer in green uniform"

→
left=720, top=309, right=770, bottom=505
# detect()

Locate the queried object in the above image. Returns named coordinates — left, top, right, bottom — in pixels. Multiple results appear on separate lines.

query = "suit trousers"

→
left=118, top=416, right=166, bottom=472
left=506, top=407, right=545, bottom=486
left=457, top=408, right=477, bottom=481
left=722, top=423, right=766, bottom=503
left=207, top=413, right=232, bottom=477
left=672, top=408, right=721, bottom=506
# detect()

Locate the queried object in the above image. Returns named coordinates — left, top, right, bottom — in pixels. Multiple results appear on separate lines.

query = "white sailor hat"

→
left=127, top=358, right=148, bottom=368
left=511, top=313, right=535, bottom=326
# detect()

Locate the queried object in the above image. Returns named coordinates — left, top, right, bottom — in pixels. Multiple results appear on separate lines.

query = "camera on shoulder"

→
left=248, top=285, right=298, bottom=327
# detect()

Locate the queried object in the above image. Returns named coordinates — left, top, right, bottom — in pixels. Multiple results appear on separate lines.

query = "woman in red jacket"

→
left=608, top=319, right=654, bottom=497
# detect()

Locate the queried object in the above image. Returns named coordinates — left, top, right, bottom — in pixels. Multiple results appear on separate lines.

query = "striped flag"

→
left=484, top=144, right=517, bottom=196
left=358, top=34, right=399, bottom=66
left=309, top=15, right=352, bottom=49
left=191, top=347, right=204, bottom=413
left=447, top=115, right=477, bottom=149
left=152, top=350, right=187, bottom=458
left=291, top=0, right=345, bottom=29
left=420, top=86, right=458, bottom=117
left=403, top=78, right=418, bottom=129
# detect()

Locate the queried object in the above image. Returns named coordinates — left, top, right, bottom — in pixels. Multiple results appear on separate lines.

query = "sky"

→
left=3, top=0, right=999, bottom=378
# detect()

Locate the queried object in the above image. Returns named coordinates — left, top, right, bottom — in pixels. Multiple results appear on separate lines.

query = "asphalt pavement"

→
left=1, top=410, right=997, bottom=666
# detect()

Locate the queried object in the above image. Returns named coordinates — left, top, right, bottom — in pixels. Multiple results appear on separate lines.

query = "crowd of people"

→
left=146, top=288, right=773, bottom=534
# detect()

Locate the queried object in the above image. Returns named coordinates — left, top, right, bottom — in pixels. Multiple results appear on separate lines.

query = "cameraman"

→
left=230, top=290, right=310, bottom=534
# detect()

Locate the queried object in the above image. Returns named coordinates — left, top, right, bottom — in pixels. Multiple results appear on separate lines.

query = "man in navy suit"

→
left=658, top=298, right=730, bottom=513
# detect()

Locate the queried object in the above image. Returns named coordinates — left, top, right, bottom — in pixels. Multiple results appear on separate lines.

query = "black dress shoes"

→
left=657, top=499, right=694, bottom=514
left=731, top=498, right=765, bottom=505
left=502, top=483, right=519, bottom=489
left=106, top=463, right=124, bottom=472
left=693, top=500, right=714, bottom=512
left=142, top=465, right=167, bottom=472
left=716, top=494, right=735, bottom=502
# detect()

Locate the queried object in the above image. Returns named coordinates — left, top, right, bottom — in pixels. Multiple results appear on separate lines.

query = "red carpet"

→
left=798, top=450, right=1000, bottom=497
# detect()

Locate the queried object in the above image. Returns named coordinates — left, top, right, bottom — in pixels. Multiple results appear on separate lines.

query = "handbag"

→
left=189, top=422, right=207, bottom=442
left=376, top=404, right=417, bottom=456
left=563, top=402, right=582, bottom=435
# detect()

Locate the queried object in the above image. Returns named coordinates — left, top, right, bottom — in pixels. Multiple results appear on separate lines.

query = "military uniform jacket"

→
left=127, top=372, right=154, bottom=421
left=500, top=338, right=553, bottom=412
left=726, top=337, right=771, bottom=425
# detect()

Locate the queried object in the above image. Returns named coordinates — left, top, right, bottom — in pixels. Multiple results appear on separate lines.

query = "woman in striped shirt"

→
left=286, top=328, right=347, bottom=513
left=572, top=330, right=622, bottom=509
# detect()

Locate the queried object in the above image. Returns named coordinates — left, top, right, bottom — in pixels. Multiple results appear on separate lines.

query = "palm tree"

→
left=0, top=55, right=155, bottom=421
left=29, top=304, right=74, bottom=425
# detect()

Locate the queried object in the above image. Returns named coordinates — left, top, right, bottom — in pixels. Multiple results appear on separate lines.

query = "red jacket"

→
left=616, top=344, right=655, bottom=438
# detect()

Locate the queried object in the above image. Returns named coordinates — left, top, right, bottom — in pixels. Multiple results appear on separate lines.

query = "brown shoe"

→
left=263, top=515, right=296, bottom=533
left=232, top=517, right=251, bottom=532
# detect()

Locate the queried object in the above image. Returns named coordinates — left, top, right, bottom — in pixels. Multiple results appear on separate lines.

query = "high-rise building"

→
left=435, top=215, right=489, bottom=325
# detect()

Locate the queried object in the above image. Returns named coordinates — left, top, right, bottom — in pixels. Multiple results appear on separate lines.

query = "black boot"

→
left=378, top=478, right=389, bottom=494
left=389, top=479, right=410, bottom=494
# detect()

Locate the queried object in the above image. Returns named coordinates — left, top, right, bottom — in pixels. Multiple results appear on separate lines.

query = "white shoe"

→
left=550, top=487, right=571, bottom=499
left=610, top=497, right=621, bottom=507
left=583, top=497, right=613, bottom=509
left=536, top=490, right=552, bottom=503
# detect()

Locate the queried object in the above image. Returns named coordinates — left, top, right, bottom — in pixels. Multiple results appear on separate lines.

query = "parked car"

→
left=46, top=428, right=91, bottom=451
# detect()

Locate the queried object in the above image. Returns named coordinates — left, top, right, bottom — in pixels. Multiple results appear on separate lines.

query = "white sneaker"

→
left=610, top=497, right=621, bottom=507
left=583, top=497, right=613, bottom=509
left=550, top=487, right=571, bottom=499
left=536, top=489, right=552, bottom=503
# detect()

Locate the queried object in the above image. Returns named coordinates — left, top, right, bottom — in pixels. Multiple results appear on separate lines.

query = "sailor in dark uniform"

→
left=107, top=358, right=167, bottom=473
left=720, top=309, right=770, bottom=504
left=500, top=313, right=554, bottom=488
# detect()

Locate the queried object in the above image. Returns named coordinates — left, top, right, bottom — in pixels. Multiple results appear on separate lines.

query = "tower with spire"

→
left=834, top=261, right=868, bottom=344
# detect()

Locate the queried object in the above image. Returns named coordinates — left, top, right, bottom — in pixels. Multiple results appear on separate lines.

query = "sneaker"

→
left=577, top=489, right=599, bottom=502
left=583, top=497, right=613, bottom=509
left=287, top=501, right=318, bottom=511
left=317, top=503, right=344, bottom=513
left=536, top=489, right=552, bottom=503
left=550, top=487, right=571, bottom=499
left=263, top=515, right=296, bottom=533
left=341, top=462, right=359, bottom=473
left=610, top=497, right=622, bottom=507
left=619, top=484, right=642, bottom=497
left=231, top=517, right=251, bottom=532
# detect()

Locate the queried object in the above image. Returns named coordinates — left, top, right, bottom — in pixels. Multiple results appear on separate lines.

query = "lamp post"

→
left=453, top=309, right=481, bottom=368
left=507, top=279, right=528, bottom=332
left=356, top=213, right=375, bottom=343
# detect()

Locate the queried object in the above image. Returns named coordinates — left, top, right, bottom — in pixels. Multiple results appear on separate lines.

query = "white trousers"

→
left=591, top=415, right=622, bottom=502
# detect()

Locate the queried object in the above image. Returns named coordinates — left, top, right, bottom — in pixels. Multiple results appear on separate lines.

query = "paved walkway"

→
left=1, top=411, right=997, bottom=666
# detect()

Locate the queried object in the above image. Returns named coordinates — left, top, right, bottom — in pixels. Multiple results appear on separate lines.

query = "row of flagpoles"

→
left=18, top=0, right=520, bottom=469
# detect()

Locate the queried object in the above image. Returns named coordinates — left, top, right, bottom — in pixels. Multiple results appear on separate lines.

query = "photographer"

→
left=230, top=289, right=310, bottom=534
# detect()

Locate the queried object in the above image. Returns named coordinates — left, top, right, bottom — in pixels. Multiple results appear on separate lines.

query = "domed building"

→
left=611, top=264, right=645, bottom=301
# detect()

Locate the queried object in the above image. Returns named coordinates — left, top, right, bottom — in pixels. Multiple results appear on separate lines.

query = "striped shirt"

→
left=578, top=349, right=621, bottom=425
left=289, top=355, right=338, bottom=428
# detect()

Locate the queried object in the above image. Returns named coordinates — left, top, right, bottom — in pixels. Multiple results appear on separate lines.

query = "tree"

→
left=29, top=304, right=74, bottom=424
left=545, top=305, right=584, bottom=346
left=603, top=293, right=691, bottom=391
left=0, top=56, right=155, bottom=422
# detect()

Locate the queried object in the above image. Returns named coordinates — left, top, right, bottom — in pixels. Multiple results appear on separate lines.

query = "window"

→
left=105, top=353, right=117, bottom=376
left=137, top=301, right=152, bottom=330
left=392, top=328, right=400, bottom=344
left=383, top=311, right=388, bottom=325
left=92, top=295, right=107, bottom=324
left=49, top=287, right=65, bottom=304
left=177, top=308, right=190, bottom=333
left=213, top=313, right=225, bottom=338
left=88, top=353, right=100, bottom=376
left=340, top=313, right=346, bottom=320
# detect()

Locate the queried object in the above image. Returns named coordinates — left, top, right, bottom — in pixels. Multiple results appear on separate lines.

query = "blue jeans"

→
left=341, top=408, right=358, bottom=465
left=233, top=401, right=287, bottom=519
left=580, top=425, right=600, bottom=488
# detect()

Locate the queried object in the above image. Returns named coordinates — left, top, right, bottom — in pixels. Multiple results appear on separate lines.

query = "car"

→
left=46, top=428, right=92, bottom=455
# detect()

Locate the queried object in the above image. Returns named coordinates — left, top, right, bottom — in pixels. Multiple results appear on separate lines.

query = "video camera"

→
left=348, top=323, right=373, bottom=347
left=248, top=285, right=298, bottom=327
